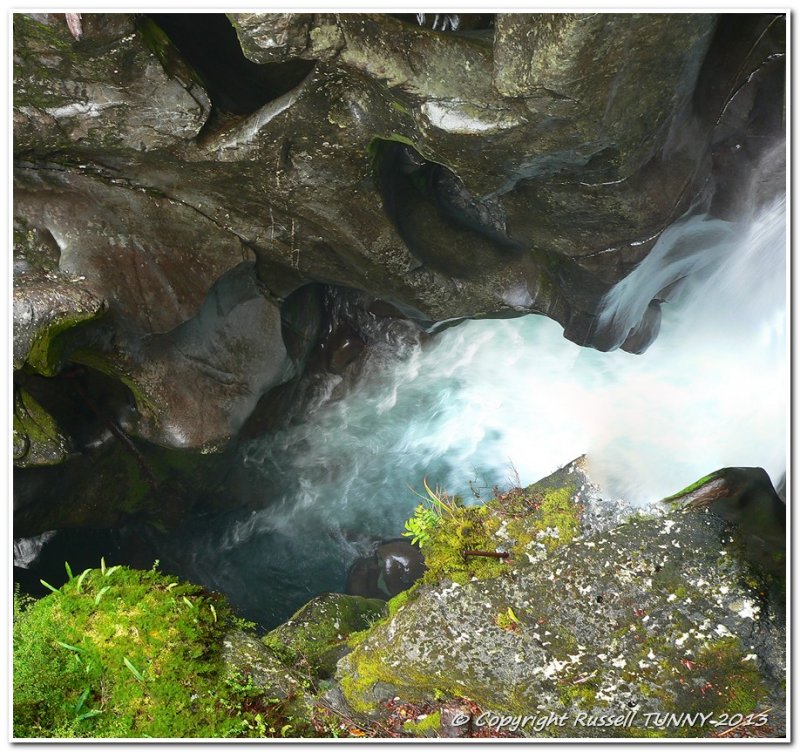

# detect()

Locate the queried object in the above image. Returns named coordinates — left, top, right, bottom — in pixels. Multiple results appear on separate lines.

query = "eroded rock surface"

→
left=12, top=12, right=785, bottom=530
left=335, top=463, right=786, bottom=738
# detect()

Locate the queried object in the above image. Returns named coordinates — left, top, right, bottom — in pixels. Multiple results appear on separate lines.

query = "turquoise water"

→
left=154, top=197, right=785, bottom=626
left=16, top=197, right=786, bottom=628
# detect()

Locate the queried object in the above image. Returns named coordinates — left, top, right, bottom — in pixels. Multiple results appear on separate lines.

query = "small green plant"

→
left=403, top=505, right=438, bottom=545
left=402, top=478, right=459, bottom=546
left=495, top=607, right=522, bottom=632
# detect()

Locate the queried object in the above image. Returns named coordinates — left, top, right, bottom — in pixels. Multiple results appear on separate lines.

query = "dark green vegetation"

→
left=13, top=564, right=299, bottom=738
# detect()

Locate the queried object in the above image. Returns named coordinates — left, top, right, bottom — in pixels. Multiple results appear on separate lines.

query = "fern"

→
left=402, top=478, right=458, bottom=546
left=403, top=505, right=439, bottom=545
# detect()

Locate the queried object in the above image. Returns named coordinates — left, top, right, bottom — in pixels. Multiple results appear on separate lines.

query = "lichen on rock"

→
left=335, top=464, right=785, bottom=737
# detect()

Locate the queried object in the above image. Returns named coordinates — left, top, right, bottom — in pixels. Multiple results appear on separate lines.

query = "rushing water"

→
left=15, top=196, right=787, bottom=629
left=129, top=195, right=785, bottom=627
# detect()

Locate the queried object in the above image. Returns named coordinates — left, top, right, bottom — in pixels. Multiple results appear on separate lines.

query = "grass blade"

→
left=209, top=604, right=217, bottom=623
left=94, top=586, right=111, bottom=605
left=104, top=565, right=121, bottom=578
left=76, top=709, right=103, bottom=722
left=75, top=568, right=91, bottom=594
left=182, top=596, right=195, bottom=609
left=56, top=640, right=83, bottom=653
left=64, top=561, right=74, bottom=581
left=123, top=657, right=144, bottom=682
left=40, top=579, right=60, bottom=595
left=74, top=687, right=90, bottom=713
left=100, top=557, right=106, bottom=575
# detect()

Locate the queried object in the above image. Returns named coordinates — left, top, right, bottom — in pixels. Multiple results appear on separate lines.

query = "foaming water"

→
left=152, top=198, right=785, bottom=627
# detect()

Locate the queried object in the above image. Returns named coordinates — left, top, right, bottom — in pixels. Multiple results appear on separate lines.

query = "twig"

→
left=714, top=708, right=773, bottom=738
left=463, top=550, right=509, bottom=559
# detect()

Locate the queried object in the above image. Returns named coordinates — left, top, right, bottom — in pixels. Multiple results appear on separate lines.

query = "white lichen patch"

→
left=730, top=598, right=760, bottom=620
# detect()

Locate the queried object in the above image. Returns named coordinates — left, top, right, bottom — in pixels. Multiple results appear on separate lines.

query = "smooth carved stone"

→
left=11, top=12, right=786, bottom=463
left=133, top=263, right=292, bottom=450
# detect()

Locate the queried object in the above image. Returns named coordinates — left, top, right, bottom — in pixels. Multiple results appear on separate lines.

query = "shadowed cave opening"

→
left=145, top=13, right=316, bottom=117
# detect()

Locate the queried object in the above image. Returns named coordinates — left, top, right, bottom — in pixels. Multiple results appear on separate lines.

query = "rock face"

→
left=12, top=13, right=785, bottom=528
left=263, top=592, right=387, bottom=679
left=335, top=461, right=786, bottom=738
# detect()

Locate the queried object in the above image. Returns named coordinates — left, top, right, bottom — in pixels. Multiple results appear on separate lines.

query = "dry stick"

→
left=715, top=708, right=773, bottom=738
left=463, top=550, right=509, bottom=559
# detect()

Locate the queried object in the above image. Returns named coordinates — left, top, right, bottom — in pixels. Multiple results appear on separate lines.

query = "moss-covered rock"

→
left=222, top=630, right=302, bottom=699
left=336, top=467, right=785, bottom=738
left=13, top=565, right=305, bottom=738
left=263, top=593, right=387, bottom=679
left=13, top=387, right=70, bottom=467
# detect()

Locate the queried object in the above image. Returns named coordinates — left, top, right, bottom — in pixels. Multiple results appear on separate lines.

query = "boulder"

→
left=263, top=592, right=387, bottom=678
left=336, top=464, right=785, bottom=738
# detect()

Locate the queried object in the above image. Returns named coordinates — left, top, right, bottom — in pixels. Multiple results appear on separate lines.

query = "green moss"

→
left=339, top=649, right=388, bottom=714
left=558, top=681, right=598, bottom=710
left=661, top=472, right=717, bottom=503
left=616, top=629, right=769, bottom=739
left=27, top=311, right=105, bottom=377
left=504, top=486, right=582, bottom=558
left=420, top=505, right=505, bottom=585
left=403, top=710, right=441, bottom=736
left=13, top=565, right=298, bottom=738
left=494, top=606, right=522, bottom=633
left=387, top=582, right=421, bottom=617
left=687, top=637, right=767, bottom=717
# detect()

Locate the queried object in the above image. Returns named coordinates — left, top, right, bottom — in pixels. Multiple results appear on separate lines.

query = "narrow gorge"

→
left=12, top=12, right=786, bottom=739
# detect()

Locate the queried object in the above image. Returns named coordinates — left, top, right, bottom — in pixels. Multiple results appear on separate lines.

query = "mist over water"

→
left=148, top=194, right=785, bottom=627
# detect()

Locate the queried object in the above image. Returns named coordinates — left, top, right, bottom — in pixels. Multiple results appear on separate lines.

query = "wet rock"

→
left=228, top=13, right=317, bottom=63
left=14, top=167, right=289, bottom=452
left=13, top=13, right=209, bottom=153
left=13, top=220, right=105, bottom=375
left=264, top=592, right=387, bottom=678
left=13, top=435, right=232, bottom=536
left=661, top=467, right=785, bottom=577
left=337, top=465, right=785, bottom=738
left=345, top=539, right=426, bottom=600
